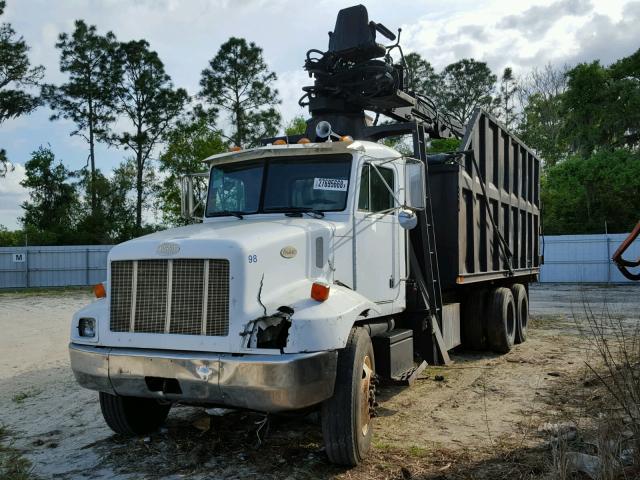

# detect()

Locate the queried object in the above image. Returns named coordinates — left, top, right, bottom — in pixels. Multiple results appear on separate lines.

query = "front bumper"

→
left=69, top=343, right=337, bottom=412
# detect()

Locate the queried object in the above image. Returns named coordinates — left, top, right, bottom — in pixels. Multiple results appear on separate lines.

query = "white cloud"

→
left=0, top=164, right=28, bottom=230
left=401, top=0, right=639, bottom=74
left=276, top=69, right=309, bottom=129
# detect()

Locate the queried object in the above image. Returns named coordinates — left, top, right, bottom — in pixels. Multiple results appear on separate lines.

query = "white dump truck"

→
left=69, top=5, right=540, bottom=466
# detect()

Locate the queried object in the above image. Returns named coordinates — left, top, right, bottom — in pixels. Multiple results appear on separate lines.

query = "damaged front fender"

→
left=282, top=284, right=380, bottom=353
left=241, top=307, right=293, bottom=350
left=240, top=278, right=380, bottom=353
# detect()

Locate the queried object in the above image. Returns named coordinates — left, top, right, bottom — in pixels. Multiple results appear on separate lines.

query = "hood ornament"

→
left=157, top=242, right=180, bottom=256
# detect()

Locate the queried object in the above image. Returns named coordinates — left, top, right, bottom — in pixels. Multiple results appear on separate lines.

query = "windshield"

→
left=205, top=154, right=352, bottom=217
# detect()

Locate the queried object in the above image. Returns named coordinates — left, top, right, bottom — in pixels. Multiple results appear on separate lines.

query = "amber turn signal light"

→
left=273, top=139, right=287, bottom=145
left=310, top=282, right=330, bottom=302
left=297, top=137, right=311, bottom=144
left=94, top=283, right=106, bottom=299
left=229, top=146, right=242, bottom=152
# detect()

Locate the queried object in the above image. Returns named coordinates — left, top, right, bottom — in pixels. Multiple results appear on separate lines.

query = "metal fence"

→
left=0, top=233, right=638, bottom=288
left=539, top=233, right=639, bottom=283
left=0, top=245, right=113, bottom=289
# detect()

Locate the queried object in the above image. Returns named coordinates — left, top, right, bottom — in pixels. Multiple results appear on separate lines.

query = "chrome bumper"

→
left=69, top=343, right=337, bottom=412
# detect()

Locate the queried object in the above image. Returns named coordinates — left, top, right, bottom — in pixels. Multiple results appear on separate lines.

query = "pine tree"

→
left=0, top=0, right=44, bottom=176
left=110, top=39, right=189, bottom=231
left=199, top=37, right=281, bottom=147
left=499, top=67, right=517, bottom=130
left=42, top=20, right=119, bottom=213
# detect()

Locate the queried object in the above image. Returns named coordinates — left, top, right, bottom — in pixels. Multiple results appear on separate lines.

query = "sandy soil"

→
left=0, top=283, right=638, bottom=479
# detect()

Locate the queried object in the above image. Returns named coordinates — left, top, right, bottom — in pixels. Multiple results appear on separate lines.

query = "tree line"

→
left=0, top=1, right=638, bottom=246
left=405, top=51, right=640, bottom=235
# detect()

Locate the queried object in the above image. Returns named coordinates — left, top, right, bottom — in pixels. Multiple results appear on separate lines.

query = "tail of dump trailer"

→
left=424, top=108, right=541, bottom=357
left=430, top=109, right=541, bottom=289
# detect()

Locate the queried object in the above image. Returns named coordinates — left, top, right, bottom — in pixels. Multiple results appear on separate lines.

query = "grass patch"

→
left=407, top=445, right=430, bottom=458
left=0, top=424, right=35, bottom=480
left=11, top=389, right=40, bottom=404
left=529, top=314, right=571, bottom=330
left=372, top=439, right=393, bottom=452
left=0, top=286, right=92, bottom=297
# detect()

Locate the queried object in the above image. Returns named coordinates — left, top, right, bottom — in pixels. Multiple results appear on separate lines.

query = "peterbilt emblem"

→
left=280, top=246, right=297, bottom=259
left=157, top=242, right=180, bottom=256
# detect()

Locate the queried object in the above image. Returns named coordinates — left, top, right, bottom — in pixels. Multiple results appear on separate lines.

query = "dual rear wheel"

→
left=463, top=283, right=529, bottom=353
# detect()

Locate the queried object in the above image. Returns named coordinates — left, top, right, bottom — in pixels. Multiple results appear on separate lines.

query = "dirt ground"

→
left=0, top=283, right=638, bottom=479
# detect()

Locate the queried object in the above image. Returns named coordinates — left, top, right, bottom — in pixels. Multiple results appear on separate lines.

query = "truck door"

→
left=354, top=161, right=401, bottom=309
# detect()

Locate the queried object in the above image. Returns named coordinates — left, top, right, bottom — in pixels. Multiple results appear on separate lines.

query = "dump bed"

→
left=429, top=109, right=541, bottom=290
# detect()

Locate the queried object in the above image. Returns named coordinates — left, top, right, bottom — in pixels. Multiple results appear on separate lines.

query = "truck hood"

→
left=99, top=217, right=341, bottom=353
left=108, top=217, right=336, bottom=263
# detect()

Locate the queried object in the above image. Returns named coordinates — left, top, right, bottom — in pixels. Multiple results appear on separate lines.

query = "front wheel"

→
left=321, top=328, right=375, bottom=466
left=99, top=392, right=171, bottom=435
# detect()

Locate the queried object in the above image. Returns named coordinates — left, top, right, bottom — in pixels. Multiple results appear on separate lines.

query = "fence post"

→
left=85, top=248, right=90, bottom=286
left=25, top=247, right=30, bottom=288
left=605, top=235, right=611, bottom=283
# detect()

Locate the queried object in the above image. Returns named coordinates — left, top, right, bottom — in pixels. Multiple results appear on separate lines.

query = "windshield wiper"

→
left=214, top=210, right=245, bottom=219
left=269, top=207, right=325, bottom=218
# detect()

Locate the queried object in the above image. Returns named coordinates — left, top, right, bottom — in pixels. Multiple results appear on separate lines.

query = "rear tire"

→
left=99, top=392, right=171, bottom=435
left=511, top=283, right=529, bottom=344
left=462, top=290, right=487, bottom=350
left=486, top=287, right=516, bottom=354
left=321, top=328, right=375, bottom=466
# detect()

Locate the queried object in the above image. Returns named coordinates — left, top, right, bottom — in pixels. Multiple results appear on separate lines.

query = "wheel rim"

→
left=359, top=355, right=373, bottom=437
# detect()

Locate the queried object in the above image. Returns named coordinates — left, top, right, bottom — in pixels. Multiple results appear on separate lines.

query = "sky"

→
left=1, top=0, right=638, bottom=229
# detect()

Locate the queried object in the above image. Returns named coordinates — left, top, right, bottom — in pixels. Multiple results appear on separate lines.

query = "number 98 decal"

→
left=248, top=254, right=258, bottom=263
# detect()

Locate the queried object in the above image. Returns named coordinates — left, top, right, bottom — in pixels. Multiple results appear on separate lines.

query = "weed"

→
left=11, top=389, right=40, bottom=404
left=0, top=424, right=36, bottom=480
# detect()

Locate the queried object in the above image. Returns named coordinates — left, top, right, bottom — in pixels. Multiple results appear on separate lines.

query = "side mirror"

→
left=405, top=160, right=426, bottom=210
left=180, top=172, right=208, bottom=221
left=398, top=209, right=418, bottom=230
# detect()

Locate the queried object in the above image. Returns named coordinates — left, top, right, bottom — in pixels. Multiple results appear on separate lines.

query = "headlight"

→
left=78, top=318, right=96, bottom=338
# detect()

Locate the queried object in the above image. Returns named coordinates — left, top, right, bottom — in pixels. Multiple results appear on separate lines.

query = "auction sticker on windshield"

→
left=313, top=178, right=348, bottom=191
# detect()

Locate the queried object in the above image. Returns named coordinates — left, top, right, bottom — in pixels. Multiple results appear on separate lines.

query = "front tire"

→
left=321, top=328, right=375, bottom=466
left=99, top=392, right=171, bottom=435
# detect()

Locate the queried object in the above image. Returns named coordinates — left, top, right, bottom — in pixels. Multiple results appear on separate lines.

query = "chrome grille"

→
left=109, top=259, right=230, bottom=336
left=170, top=260, right=204, bottom=335
left=110, top=261, right=133, bottom=332
left=134, top=260, right=168, bottom=333
left=207, top=260, right=230, bottom=336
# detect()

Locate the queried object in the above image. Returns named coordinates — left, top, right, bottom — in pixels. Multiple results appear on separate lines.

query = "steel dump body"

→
left=429, top=110, right=541, bottom=291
